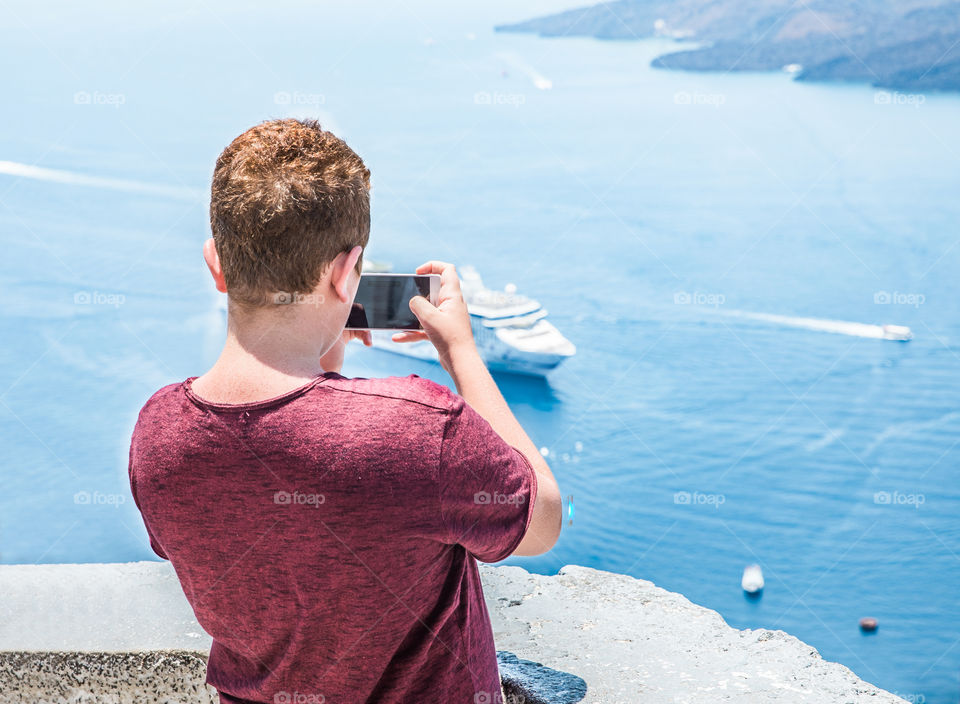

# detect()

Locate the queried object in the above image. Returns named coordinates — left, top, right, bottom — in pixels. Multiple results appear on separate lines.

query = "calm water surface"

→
left=1, top=2, right=958, bottom=700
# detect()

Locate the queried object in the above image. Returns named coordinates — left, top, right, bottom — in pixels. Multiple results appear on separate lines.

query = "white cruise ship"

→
left=367, top=264, right=575, bottom=376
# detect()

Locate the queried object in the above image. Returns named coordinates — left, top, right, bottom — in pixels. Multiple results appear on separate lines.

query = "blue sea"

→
left=2, top=1, right=959, bottom=700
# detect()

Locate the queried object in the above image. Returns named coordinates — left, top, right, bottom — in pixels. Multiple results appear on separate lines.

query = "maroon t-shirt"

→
left=128, top=372, right=537, bottom=704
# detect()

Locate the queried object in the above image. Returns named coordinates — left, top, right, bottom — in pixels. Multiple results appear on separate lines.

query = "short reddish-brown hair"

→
left=210, top=119, right=370, bottom=306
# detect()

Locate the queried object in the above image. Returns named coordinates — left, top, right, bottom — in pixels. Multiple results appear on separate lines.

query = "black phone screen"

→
left=345, top=275, right=432, bottom=330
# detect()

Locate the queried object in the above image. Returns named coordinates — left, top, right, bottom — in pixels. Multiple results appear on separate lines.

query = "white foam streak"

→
left=0, top=160, right=205, bottom=201
left=496, top=52, right=553, bottom=90
left=731, top=311, right=911, bottom=340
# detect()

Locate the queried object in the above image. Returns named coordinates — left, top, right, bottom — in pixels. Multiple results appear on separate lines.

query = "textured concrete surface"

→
left=485, top=565, right=906, bottom=703
left=0, top=562, right=216, bottom=703
left=0, top=562, right=905, bottom=703
left=0, top=562, right=210, bottom=652
left=0, top=651, right=216, bottom=704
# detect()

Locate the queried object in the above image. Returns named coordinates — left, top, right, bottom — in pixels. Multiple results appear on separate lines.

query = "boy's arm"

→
left=400, top=261, right=563, bottom=556
left=444, top=345, right=562, bottom=555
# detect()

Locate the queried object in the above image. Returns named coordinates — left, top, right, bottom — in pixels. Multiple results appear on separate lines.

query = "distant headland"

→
left=496, top=0, right=960, bottom=93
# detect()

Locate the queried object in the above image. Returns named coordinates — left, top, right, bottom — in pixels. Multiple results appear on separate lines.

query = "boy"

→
left=128, top=118, right=562, bottom=704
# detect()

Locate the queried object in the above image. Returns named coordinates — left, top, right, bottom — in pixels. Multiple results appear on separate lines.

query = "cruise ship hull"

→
left=369, top=315, right=573, bottom=376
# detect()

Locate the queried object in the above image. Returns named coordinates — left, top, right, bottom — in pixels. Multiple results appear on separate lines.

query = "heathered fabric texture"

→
left=129, top=372, right=537, bottom=704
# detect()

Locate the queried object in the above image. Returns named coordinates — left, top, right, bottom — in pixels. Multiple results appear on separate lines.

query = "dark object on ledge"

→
left=497, top=651, right=588, bottom=704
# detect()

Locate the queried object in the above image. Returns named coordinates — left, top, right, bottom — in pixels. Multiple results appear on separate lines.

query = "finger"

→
left=439, top=265, right=463, bottom=301
left=391, top=330, right=428, bottom=343
left=361, top=330, right=372, bottom=346
left=409, top=294, right=437, bottom=323
left=415, top=260, right=455, bottom=276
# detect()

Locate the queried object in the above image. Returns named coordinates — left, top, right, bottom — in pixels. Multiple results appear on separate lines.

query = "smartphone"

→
left=345, top=273, right=441, bottom=330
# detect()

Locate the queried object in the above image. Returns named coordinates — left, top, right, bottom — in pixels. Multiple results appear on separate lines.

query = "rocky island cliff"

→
left=497, top=0, right=960, bottom=93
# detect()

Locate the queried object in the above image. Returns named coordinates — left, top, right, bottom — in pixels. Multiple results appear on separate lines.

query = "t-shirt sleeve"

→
left=128, top=443, right=169, bottom=561
left=144, top=526, right=169, bottom=560
left=437, top=395, right=538, bottom=563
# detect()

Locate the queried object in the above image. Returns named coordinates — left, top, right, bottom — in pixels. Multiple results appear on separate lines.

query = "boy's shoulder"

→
left=137, top=381, right=183, bottom=413
left=320, top=373, right=460, bottom=413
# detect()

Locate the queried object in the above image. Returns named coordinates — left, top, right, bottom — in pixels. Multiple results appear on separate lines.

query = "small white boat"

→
left=368, top=264, right=575, bottom=376
left=741, top=564, right=764, bottom=594
left=881, top=324, right=913, bottom=341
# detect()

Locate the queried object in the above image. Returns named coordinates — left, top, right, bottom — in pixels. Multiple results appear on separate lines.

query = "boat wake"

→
left=495, top=51, right=553, bottom=90
left=0, top=160, right=204, bottom=201
left=728, top=311, right=913, bottom=341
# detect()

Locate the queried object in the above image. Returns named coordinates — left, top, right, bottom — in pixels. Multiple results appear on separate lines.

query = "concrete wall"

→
left=0, top=562, right=905, bottom=703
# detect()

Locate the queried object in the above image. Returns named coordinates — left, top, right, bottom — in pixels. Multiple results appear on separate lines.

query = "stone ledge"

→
left=0, top=652, right=214, bottom=704
left=0, top=562, right=904, bottom=703
left=483, top=565, right=905, bottom=703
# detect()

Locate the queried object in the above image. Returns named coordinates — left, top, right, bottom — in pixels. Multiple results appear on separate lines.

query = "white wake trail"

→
left=495, top=52, right=553, bottom=90
left=730, top=311, right=912, bottom=341
left=0, top=160, right=205, bottom=201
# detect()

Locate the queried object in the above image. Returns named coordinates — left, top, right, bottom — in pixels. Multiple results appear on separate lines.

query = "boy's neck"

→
left=191, top=303, right=340, bottom=404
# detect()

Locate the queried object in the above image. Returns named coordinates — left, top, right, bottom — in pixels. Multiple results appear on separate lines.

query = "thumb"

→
left=408, top=295, right=436, bottom=324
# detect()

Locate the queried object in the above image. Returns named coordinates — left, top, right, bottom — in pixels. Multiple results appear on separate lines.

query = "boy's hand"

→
left=392, top=261, right=478, bottom=371
left=341, top=329, right=373, bottom=347
left=320, top=329, right=371, bottom=374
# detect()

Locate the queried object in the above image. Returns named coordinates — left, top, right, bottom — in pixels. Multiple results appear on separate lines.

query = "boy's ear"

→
left=203, top=238, right=228, bottom=293
left=332, top=246, right=363, bottom=304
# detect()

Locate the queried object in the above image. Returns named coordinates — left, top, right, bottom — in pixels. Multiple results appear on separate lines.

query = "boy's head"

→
left=208, top=119, right=370, bottom=308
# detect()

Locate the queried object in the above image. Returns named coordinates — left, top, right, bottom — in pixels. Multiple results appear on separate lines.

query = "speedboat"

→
left=741, top=564, right=764, bottom=594
left=881, top=324, right=913, bottom=341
